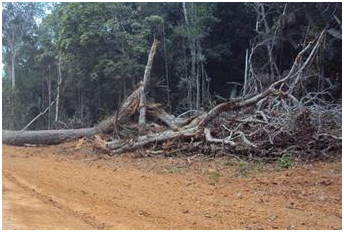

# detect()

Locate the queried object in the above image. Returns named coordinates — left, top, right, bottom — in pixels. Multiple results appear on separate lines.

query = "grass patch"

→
left=225, top=160, right=234, bottom=166
left=277, top=154, right=295, bottom=169
left=164, top=166, right=186, bottom=174
left=209, top=171, right=222, bottom=180
left=234, top=161, right=249, bottom=177
left=232, top=160, right=268, bottom=177
left=208, top=170, right=222, bottom=185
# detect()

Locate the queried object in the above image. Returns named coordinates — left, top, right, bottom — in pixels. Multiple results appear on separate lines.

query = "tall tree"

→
left=2, top=2, right=42, bottom=90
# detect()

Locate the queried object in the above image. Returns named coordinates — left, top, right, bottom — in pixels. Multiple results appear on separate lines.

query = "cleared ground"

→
left=2, top=142, right=342, bottom=229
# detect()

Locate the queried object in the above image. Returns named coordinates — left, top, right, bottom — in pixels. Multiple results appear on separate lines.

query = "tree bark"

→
left=2, top=128, right=99, bottom=146
left=243, top=49, right=249, bottom=96
left=183, top=2, right=197, bottom=110
left=106, top=127, right=200, bottom=154
left=162, top=25, right=171, bottom=110
left=138, top=38, right=159, bottom=133
left=55, top=55, right=62, bottom=122
left=11, top=54, right=16, bottom=90
left=47, top=72, right=52, bottom=130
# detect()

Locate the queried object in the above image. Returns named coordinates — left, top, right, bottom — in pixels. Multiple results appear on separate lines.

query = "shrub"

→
left=277, top=154, right=295, bottom=169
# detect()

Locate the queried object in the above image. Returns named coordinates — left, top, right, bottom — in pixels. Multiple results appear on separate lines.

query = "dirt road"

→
left=2, top=142, right=342, bottom=229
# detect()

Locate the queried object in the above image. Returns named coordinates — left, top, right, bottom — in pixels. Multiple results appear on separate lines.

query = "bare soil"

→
left=2, top=141, right=342, bottom=229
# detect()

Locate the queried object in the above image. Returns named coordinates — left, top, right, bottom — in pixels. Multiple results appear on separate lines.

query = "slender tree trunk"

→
left=162, top=24, right=171, bottom=110
left=183, top=2, right=197, bottom=110
left=55, top=55, right=62, bottom=122
left=260, top=4, right=279, bottom=81
left=201, top=63, right=206, bottom=107
left=78, top=85, right=82, bottom=121
left=11, top=53, right=16, bottom=90
left=243, top=49, right=249, bottom=96
left=195, top=42, right=201, bottom=110
left=47, top=71, right=52, bottom=130
left=230, top=87, right=238, bottom=99
left=182, top=37, right=192, bottom=109
left=41, top=75, right=45, bottom=129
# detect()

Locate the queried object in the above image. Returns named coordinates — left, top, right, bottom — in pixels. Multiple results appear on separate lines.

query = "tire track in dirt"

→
left=2, top=171, right=112, bottom=230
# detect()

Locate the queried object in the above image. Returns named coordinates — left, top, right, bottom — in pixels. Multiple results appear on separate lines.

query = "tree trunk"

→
left=2, top=128, right=99, bottom=146
left=55, top=55, right=62, bottom=122
left=47, top=73, right=52, bottom=130
left=138, top=38, right=159, bottom=133
left=243, top=49, right=249, bottom=96
left=260, top=4, right=279, bottom=81
left=182, top=2, right=197, bottom=110
left=11, top=52, right=16, bottom=90
left=196, top=42, right=201, bottom=110
left=162, top=24, right=171, bottom=110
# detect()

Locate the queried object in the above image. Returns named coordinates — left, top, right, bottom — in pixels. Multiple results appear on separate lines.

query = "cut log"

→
left=2, top=128, right=99, bottom=146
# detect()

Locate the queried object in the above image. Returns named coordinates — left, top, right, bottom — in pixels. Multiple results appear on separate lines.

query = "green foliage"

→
left=2, top=2, right=341, bottom=130
left=146, top=15, right=164, bottom=28
left=235, top=161, right=249, bottom=177
left=225, top=160, right=233, bottom=166
left=277, top=155, right=295, bottom=169
left=209, top=171, right=221, bottom=179
left=208, top=170, right=222, bottom=185
left=164, top=166, right=186, bottom=174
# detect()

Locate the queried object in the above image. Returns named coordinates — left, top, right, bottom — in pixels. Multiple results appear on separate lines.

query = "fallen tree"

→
left=105, top=29, right=341, bottom=157
left=2, top=30, right=342, bottom=160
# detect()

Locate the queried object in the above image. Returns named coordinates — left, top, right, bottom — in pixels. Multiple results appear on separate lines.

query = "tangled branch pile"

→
left=3, top=30, right=341, bottom=160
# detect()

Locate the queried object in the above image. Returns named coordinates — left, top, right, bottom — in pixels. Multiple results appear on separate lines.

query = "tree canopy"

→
left=2, top=2, right=342, bottom=130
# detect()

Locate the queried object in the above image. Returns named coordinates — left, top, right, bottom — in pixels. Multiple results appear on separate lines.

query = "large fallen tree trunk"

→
left=2, top=113, right=120, bottom=146
left=2, top=128, right=99, bottom=146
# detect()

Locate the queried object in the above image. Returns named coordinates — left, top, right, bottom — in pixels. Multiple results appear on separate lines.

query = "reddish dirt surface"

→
left=2, top=141, right=342, bottom=229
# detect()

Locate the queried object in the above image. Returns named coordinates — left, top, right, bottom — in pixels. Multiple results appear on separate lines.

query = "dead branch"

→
left=106, top=127, right=200, bottom=154
left=22, top=100, right=55, bottom=131
left=204, top=127, right=236, bottom=145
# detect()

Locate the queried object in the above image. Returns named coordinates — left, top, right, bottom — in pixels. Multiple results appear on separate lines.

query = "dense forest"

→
left=3, top=2, right=341, bottom=130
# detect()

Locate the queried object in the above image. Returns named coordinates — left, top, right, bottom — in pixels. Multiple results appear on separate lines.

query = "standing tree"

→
left=2, top=2, right=42, bottom=90
left=180, top=2, right=216, bottom=111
